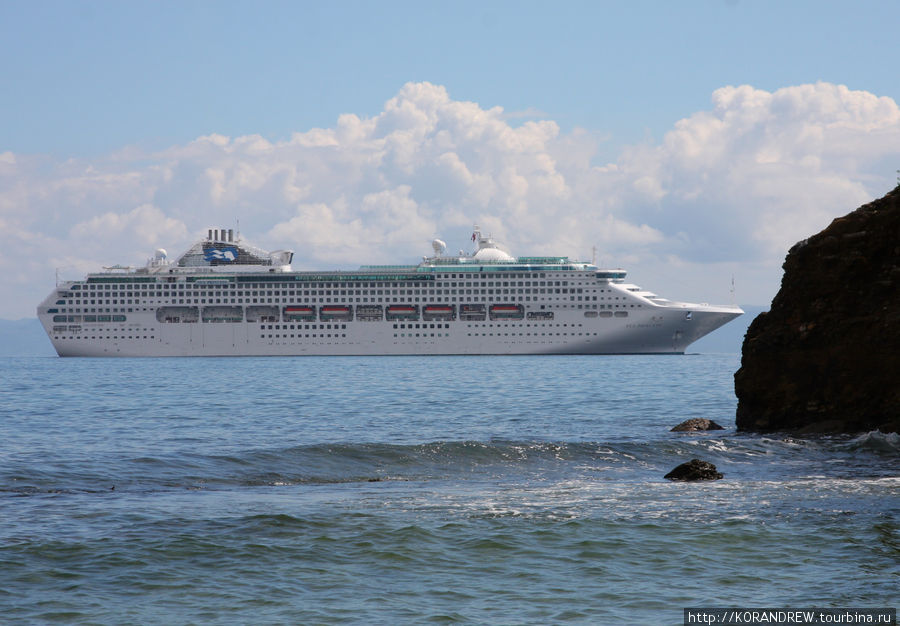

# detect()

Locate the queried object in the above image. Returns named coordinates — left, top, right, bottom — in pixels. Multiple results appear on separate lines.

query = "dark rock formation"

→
left=735, top=186, right=900, bottom=434
left=670, top=418, right=725, bottom=432
left=664, top=459, right=723, bottom=481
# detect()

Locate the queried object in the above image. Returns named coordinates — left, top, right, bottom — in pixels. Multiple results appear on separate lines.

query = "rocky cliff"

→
left=735, top=186, right=900, bottom=433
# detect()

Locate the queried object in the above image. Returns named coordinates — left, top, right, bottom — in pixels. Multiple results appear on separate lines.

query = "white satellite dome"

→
left=470, top=225, right=515, bottom=262
left=432, top=238, right=447, bottom=256
left=473, top=246, right=515, bottom=262
left=154, top=248, right=167, bottom=260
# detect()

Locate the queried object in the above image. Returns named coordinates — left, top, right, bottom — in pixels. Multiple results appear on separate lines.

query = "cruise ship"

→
left=37, top=227, right=743, bottom=357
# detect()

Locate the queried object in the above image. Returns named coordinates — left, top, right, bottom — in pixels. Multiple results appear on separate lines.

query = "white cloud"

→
left=267, top=186, right=434, bottom=266
left=1, top=81, right=898, bottom=318
left=620, top=82, right=900, bottom=262
left=70, top=204, right=188, bottom=253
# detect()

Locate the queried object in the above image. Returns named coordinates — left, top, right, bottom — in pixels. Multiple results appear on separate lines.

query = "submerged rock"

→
left=735, top=185, right=900, bottom=434
left=670, top=418, right=725, bottom=432
left=664, top=459, right=723, bottom=481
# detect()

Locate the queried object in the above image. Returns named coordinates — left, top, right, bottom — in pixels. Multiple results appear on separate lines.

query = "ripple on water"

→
left=0, top=355, right=896, bottom=622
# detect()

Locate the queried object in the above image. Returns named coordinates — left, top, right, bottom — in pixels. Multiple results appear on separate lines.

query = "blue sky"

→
left=1, top=0, right=899, bottom=318
left=5, top=0, right=897, bottom=157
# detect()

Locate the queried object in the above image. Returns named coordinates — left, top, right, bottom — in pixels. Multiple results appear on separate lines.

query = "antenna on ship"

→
left=730, top=274, right=735, bottom=306
left=592, top=246, right=597, bottom=265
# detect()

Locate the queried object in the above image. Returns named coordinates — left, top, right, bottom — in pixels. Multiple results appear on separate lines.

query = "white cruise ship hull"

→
left=37, top=227, right=742, bottom=357
left=39, top=301, right=740, bottom=357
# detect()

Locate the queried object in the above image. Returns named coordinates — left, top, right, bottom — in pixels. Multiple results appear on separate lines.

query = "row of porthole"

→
left=55, top=336, right=155, bottom=340
left=262, top=334, right=347, bottom=339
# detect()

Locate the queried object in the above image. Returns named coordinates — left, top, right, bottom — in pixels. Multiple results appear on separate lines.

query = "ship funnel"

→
left=208, top=229, right=213, bottom=240
left=228, top=229, right=234, bottom=242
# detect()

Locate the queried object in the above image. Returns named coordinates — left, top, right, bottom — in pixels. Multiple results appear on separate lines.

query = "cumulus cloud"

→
left=70, top=204, right=188, bottom=253
left=620, top=82, right=900, bottom=261
left=0, top=80, right=898, bottom=318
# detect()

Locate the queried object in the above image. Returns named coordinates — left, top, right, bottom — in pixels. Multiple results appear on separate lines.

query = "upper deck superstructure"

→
left=37, top=226, right=743, bottom=357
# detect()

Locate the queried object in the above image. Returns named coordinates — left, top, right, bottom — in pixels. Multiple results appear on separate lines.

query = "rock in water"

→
left=734, top=186, right=900, bottom=434
left=670, top=418, right=725, bottom=432
left=664, top=459, right=723, bottom=481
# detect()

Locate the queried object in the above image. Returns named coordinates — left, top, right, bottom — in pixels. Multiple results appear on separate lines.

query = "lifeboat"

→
left=489, top=304, right=525, bottom=320
left=320, top=305, right=353, bottom=321
left=283, top=305, right=316, bottom=321
left=386, top=304, right=420, bottom=321
left=423, top=304, right=456, bottom=321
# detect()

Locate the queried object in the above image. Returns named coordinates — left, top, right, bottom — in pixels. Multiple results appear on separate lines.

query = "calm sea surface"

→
left=1, top=354, right=897, bottom=624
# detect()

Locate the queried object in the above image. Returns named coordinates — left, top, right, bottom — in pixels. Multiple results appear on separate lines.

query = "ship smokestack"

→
left=228, top=229, right=233, bottom=242
left=208, top=229, right=213, bottom=240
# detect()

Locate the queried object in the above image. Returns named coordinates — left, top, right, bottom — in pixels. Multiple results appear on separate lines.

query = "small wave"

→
left=3, top=431, right=897, bottom=495
left=843, top=430, right=900, bottom=454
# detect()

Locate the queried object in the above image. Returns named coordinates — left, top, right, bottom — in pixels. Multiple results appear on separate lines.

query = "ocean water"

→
left=0, top=354, right=896, bottom=624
